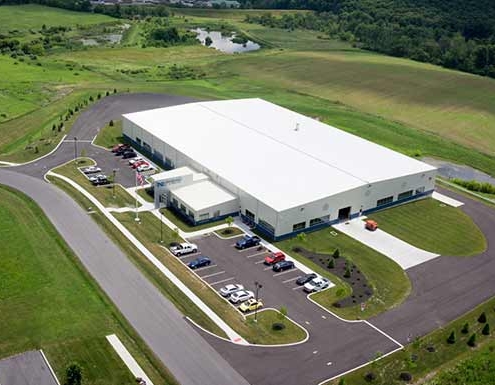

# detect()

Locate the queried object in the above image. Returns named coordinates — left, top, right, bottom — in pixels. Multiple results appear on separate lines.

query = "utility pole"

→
left=254, top=281, right=263, bottom=322
left=112, top=169, right=117, bottom=199
left=160, top=209, right=164, bottom=244
left=74, top=136, right=78, bottom=164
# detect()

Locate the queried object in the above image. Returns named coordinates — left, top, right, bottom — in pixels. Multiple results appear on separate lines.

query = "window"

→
left=415, top=186, right=425, bottom=195
left=199, top=213, right=209, bottom=221
left=136, top=137, right=142, bottom=145
left=292, top=222, right=306, bottom=232
left=258, top=218, right=275, bottom=234
left=172, top=198, right=178, bottom=207
left=245, top=209, right=255, bottom=221
left=309, top=215, right=330, bottom=227
left=188, top=210, right=194, bottom=219
left=213, top=210, right=220, bottom=218
left=398, top=190, right=413, bottom=200
left=377, top=196, right=394, bottom=207
left=180, top=204, right=187, bottom=212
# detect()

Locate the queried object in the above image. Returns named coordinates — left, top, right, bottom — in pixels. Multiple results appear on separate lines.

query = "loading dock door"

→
left=338, top=206, right=351, bottom=220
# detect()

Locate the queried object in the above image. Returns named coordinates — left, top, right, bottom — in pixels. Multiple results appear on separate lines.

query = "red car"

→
left=132, top=160, right=148, bottom=169
left=111, top=143, right=130, bottom=153
left=264, top=251, right=285, bottom=265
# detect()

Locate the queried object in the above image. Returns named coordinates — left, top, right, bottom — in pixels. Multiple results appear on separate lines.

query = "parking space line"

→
left=273, top=269, right=298, bottom=277
left=282, top=276, right=301, bottom=283
left=263, top=266, right=273, bottom=271
left=237, top=247, right=260, bottom=253
left=245, top=251, right=266, bottom=259
left=193, top=264, right=218, bottom=272
left=292, top=286, right=305, bottom=291
left=178, top=252, right=200, bottom=259
left=254, top=260, right=266, bottom=265
left=200, top=271, right=225, bottom=279
left=209, top=277, right=235, bottom=286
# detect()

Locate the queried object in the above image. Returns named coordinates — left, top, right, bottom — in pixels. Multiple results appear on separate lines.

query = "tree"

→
left=296, top=232, right=306, bottom=243
left=344, top=266, right=351, bottom=278
left=109, top=120, right=114, bottom=127
left=225, top=216, right=234, bottom=228
left=328, top=258, right=335, bottom=268
left=65, top=363, right=82, bottom=385
left=461, top=322, right=469, bottom=334
left=467, top=333, right=477, bottom=347
left=338, top=378, right=346, bottom=385
left=482, top=323, right=490, bottom=335
left=205, top=36, right=213, bottom=46
left=333, top=248, right=340, bottom=258
left=478, top=312, right=487, bottom=323
left=447, top=330, right=456, bottom=344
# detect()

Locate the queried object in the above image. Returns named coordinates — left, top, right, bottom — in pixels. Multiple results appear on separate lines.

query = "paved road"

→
left=2, top=93, right=495, bottom=385
left=0, top=168, right=250, bottom=385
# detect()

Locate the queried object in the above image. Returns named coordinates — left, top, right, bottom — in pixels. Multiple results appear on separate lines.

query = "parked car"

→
left=365, top=219, right=378, bottom=231
left=122, top=151, right=138, bottom=159
left=273, top=260, right=295, bottom=272
left=170, top=242, right=198, bottom=256
left=264, top=251, right=285, bottom=265
left=188, top=256, right=211, bottom=269
left=229, top=290, right=254, bottom=304
left=296, top=273, right=317, bottom=286
left=235, top=235, right=261, bottom=249
left=129, top=157, right=143, bottom=165
left=219, top=284, right=244, bottom=297
left=90, top=174, right=109, bottom=186
left=304, top=277, right=330, bottom=293
left=82, top=166, right=101, bottom=174
left=132, top=160, right=148, bottom=169
left=115, top=146, right=131, bottom=155
left=239, top=298, right=263, bottom=313
left=137, top=164, right=154, bottom=172
left=112, top=143, right=130, bottom=153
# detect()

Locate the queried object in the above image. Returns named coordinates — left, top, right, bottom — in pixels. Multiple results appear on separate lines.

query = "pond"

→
left=423, top=157, right=495, bottom=185
left=192, top=28, right=260, bottom=54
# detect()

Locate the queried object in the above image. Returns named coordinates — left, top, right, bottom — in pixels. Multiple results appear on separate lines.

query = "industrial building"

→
left=122, top=98, right=436, bottom=240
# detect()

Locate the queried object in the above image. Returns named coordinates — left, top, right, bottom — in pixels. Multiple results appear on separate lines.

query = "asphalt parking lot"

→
left=183, top=233, right=312, bottom=314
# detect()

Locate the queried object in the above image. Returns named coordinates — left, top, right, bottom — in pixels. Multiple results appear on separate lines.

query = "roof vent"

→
left=295, top=122, right=300, bottom=131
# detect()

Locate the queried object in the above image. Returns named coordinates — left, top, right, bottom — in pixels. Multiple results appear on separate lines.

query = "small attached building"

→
left=124, top=98, right=437, bottom=240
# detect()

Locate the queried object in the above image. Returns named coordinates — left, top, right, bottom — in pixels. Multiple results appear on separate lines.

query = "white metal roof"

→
left=124, top=99, right=435, bottom=211
left=171, top=180, right=237, bottom=212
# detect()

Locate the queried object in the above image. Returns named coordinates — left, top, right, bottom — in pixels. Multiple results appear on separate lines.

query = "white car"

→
left=170, top=242, right=198, bottom=256
left=229, top=290, right=254, bottom=304
left=219, top=284, right=244, bottom=297
left=82, top=166, right=101, bottom=174
left=137, top=164, right=155, bottom=172
left=304, top=277, right=330, bottom=293
left=128, top=157, right=143, bottom=165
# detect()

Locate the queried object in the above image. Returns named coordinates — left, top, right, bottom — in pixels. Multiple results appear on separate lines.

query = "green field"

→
left=94, top=120, right=124, bottom=149
left=277, top=227, right=410, bottom=319
left=369, top=198, right=487, bottom=256
left=0, top=184, right=174, bottom=385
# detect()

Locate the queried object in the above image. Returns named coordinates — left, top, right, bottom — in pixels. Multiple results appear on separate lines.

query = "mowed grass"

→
left=94, top=120, right=124, bottom=149
left=369, top=198, right=487, bottom=256
left=0, top=185, right=173, bottom=385
left=277, top=228, right=410, bottom=319
left=160, top=207, right=227, bottom=232
left=0, top=4, right=115, bottom=33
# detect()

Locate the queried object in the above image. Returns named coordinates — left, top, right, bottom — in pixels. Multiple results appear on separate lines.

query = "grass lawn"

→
left=245, top=309, right=307, bottom=345
left=160, top=207, right=228, bottom=232
left=328, top=296, right=495, bottom=385
left=215, top=227, right=244, bottom=237
left=276, top=227, right=410, bottom=319
left=0, top=184, right=174, bottom=385
left=137, top=187, right=155, bottom=202
left=369, top=198, right=487, bottom=256
left=114, top=211, right=306, bottom=344
left=94, top=120, right=124, bottom=149
left=52, top=158, right=139, bottom=208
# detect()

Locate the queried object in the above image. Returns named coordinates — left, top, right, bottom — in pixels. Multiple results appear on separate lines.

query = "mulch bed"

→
left=296, top=247, right=373, bottom=308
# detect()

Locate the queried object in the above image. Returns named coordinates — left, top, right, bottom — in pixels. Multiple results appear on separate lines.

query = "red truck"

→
left=264, top=251, right=285, bottom=265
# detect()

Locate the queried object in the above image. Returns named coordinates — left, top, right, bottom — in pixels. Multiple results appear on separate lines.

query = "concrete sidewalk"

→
left=333, top=217, right=439, bottom=270
left=432, top=191, right=464, bottom=207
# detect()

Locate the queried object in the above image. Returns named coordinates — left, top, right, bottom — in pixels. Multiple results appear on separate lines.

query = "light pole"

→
left=112, top=169, right=117, bottom=199
left=160, top=209, right=164, bottom=244
left=74, top=136, right=78, bottom=164
left=254, top=281, right=263, bottom=322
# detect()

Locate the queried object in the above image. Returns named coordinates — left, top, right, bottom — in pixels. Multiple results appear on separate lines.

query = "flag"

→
left=136, top=171, right=145, bottom=186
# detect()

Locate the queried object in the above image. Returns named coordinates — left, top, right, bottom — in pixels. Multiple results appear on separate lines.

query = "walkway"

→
left=333, top=217, right=439, bottom=270
left=432, top=191, right=464, bottom=207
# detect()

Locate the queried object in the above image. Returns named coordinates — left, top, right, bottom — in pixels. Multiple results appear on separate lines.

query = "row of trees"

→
left=244, top=0, right=495, bottom=78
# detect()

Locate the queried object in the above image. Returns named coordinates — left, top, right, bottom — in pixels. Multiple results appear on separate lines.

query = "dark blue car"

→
left=188, top=256, right=211, bottom=269
left=235, top=235, right=261, bottom=250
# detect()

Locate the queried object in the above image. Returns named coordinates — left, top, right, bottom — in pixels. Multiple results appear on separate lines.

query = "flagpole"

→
left=135, top=170, right=140, bottom=222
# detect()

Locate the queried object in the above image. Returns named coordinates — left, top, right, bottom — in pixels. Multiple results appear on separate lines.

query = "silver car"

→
left=229, top=290, right=254, bottom=304
left=219, top=284, right=244, bottom=297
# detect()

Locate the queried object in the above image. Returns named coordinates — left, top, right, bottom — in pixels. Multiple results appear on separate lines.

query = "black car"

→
left=115, top=147, right=131, bottom=155
left=122, top=151, right=137, bottom=159
left=188, top=256, right=211, bottom=269
left=296, top=273, right=317, bottom=286
left=272, top=260, right=295, bottom=272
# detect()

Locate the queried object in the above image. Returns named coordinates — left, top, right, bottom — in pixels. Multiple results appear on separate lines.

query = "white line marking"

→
left=209, top=277, right=235, bottom=286
left=282, top=276, right=301, bottom=283
left=292, top=286, right=305, bottom=290
left=178, top=252, right=201, bottom=259
left=245, top=251, right=267, bottom=259
left=255, top=260, right=266, bottom=264
left=273, top=269, right=297, bottom=277
left=201, top=271, right=225, bottom=279
left=193, top=264, right=218, bottom=272
left=327, top=362, right=332, bottom=366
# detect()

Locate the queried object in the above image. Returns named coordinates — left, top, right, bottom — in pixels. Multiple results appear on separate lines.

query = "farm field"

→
left=0, top=185, right=173, bottom=385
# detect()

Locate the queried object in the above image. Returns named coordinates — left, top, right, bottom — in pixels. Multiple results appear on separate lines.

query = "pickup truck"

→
left=170, top=242, right=198, bottom=256
left=264, top=251, right=285, bottom=265
left=235, top=235, right=261, bottom=249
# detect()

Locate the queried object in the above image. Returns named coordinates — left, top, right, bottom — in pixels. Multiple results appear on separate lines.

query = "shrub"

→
left=338, top=378, right=346, bottom=385
left=482, top=323, right=490, bottom=335
left=467, top=333, right=477, bottom=347
left=399, top=372, right=412, bottom=382
left=65, top=363, right=82, bottom=385
left=333, top=248, right=340, bottom=258
left=364, top=372, right=376, bottom=382
left=447, top=331, right=456, bottom=344
left=272, top=322, right=285, bottom=331
left=328, top=258, right=335, bottom=268
left=344, top=266, right=351, bottom=278
left=109, top=120, right=114, bottom=127
left=478, top=312, right=487, bottom=323
left=461, top=322, right=469, bottom=334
